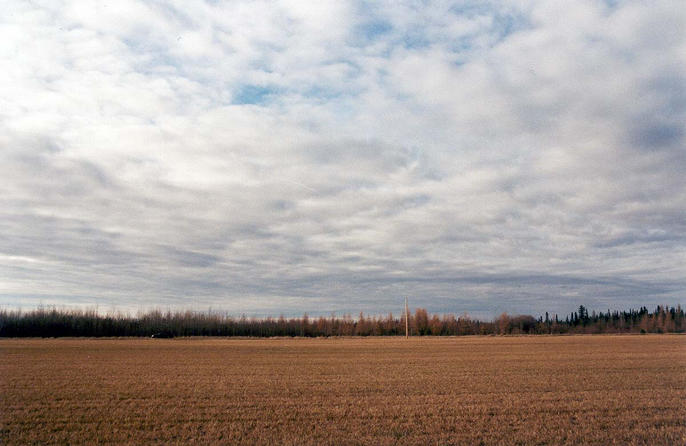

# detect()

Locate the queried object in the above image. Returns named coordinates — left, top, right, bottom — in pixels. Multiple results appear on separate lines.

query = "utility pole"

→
left=405, top=296, right=409, bottom=338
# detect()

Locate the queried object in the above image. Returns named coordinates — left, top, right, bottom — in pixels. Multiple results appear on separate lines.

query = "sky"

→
left=1, top=0, right=685, bottom=318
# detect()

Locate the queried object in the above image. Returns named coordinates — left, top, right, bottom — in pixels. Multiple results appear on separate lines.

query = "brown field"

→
left=1, top=336, right=685, bottom=445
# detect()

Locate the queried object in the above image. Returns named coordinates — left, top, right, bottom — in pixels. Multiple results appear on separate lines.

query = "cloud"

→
left=1, top=0, right=684, bottom=317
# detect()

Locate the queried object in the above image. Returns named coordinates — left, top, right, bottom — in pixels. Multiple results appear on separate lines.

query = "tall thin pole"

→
left=405, top=296, right=409, bottom=338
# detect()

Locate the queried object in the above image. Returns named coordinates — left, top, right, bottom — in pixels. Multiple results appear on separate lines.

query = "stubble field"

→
left=1, top=335, right=685, bottom=445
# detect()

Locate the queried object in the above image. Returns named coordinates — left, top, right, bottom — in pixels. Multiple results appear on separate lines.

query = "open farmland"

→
left=1, top=336, right=685, bottom=445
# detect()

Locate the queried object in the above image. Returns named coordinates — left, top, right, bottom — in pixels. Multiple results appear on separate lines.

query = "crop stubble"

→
left=1, top=336, right=684, bottom=445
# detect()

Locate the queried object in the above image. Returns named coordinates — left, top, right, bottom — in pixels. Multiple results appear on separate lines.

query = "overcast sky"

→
left=1, top=0, right=685, bottom=318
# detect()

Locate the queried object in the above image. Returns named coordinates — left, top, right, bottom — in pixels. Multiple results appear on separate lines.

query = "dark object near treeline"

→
left=151, top=332, right=174, bottom=338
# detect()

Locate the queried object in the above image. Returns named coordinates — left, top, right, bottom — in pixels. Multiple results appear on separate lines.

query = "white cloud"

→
left=1, top=0, right=684, bottom=316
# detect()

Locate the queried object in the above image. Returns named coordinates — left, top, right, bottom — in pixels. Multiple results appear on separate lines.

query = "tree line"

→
left=0, top=304, right=683, bottom=337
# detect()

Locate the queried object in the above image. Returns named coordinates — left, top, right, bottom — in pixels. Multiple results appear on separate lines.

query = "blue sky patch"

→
left=233, top=85, right=277, bottom=105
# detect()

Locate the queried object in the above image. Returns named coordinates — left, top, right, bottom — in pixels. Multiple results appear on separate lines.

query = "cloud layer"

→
left=1, top=0, right=685, bottom=317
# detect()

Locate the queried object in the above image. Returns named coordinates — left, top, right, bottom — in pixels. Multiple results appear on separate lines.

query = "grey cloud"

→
left=160, top=246, right=221, bottom=268
left=1, top=0, right=684, bottom=317
left=0, top=214, right=127, bottom=266
left=593, top=230, right=684, bottom=249
left=630, top=123, right=683, bottom=151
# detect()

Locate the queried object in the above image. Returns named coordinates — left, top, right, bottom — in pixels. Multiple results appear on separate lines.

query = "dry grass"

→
left=1, top=335, right=684, bottom=445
